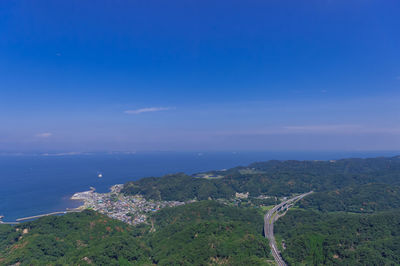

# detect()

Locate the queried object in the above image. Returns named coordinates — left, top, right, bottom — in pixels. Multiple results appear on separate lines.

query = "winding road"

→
left=264, top=191, right=313, bottom=266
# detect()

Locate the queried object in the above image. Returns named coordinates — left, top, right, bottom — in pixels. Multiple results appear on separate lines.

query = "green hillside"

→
left=0, top=201, right=271, bottom=266
left=122, top=157, right=400, bottom=201
left=0, top=210, right=150, bottom=265
left=274, top=181, right=400, bottom=265
left=299, top=183, right=400, bottom=213
left=275, top=210, right=400, bottom=265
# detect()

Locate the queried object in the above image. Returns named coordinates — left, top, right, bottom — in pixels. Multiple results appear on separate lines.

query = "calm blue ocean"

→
left=0, top=151, right=398, bottom=222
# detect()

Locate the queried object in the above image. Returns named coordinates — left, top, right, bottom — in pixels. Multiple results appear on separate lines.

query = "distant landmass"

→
left=1, top=156, right=400, bottom=265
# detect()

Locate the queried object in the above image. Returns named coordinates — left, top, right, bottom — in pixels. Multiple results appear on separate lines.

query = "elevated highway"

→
left=264, top=191, right=313, bottom=266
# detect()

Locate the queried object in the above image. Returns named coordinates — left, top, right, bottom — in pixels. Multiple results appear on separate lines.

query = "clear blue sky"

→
left=0, top=0, right=399, bottom=152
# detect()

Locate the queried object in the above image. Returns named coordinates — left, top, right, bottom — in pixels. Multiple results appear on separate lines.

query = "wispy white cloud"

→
left=216, top=125, right=400, bottom=136
left=283, top=124, right=362, bottom=133
left=284, top=125, right=400, bottom=134
left=41, top=152, right=84, bottom=156
left=124, top=107, right=173, bottom=115
left=36, top=132, right=53, bottom=138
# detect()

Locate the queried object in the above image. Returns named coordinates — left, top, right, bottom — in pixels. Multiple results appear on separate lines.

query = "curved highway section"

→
left=264, top=191, right=313, bottom=266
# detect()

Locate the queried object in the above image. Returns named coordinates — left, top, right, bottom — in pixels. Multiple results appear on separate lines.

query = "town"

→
left=71, top=184, right=184, bottom=225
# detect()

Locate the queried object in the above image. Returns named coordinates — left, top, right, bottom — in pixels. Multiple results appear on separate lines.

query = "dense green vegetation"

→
left=275, top=210, right=400, bottom=265
left=299, top=183, right=400, bottom=213
left=273, top=175, right=400, bottom=265
left=148, top=201, right=270, bottom=265
left=0, top=210, right=150, bottom=265
left=122, top=173, right=235, bottom=201
left=122, top=156, right=400, bottom=201
left=0, top=201, right=271, bottom=265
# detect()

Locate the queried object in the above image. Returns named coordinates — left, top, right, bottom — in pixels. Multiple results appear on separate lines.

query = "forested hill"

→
left=275, top=209, right=400, bottom=265
left=0, top=201, right=271, bottom=265
left=299, top=183, right=400, bottom=213
left=122, top=156, right=400, bottom=201
left=273, top=170, right=400, bottom=265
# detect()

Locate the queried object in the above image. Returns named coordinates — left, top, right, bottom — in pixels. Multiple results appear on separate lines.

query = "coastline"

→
left=70, top=186, right=97, bottom=210
left=2, top=151, right=396, bottom=223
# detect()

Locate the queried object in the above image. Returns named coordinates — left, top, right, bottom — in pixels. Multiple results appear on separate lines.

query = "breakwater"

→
left=16, top=210, right=81, bottom=222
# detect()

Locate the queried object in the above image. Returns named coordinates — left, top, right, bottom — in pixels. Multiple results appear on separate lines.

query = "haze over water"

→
left=1, top=151, right=398, bottom=222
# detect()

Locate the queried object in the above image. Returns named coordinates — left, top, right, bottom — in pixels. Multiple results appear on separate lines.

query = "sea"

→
left=0, top=151, right=398, bottom=222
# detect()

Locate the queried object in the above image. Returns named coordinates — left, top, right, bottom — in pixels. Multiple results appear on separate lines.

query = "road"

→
left=264, top=191, right=313, bottom=266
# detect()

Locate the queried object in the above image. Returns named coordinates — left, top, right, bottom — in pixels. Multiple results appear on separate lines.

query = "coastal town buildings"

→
left=71, top=185, right=184, bottom=225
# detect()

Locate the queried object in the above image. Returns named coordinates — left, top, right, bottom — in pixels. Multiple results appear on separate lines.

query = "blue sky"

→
left=0, top=0, right=399, bottom=152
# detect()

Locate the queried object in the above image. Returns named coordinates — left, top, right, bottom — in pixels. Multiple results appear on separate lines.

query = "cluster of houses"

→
left=71, top=184, right=184, bottom=225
